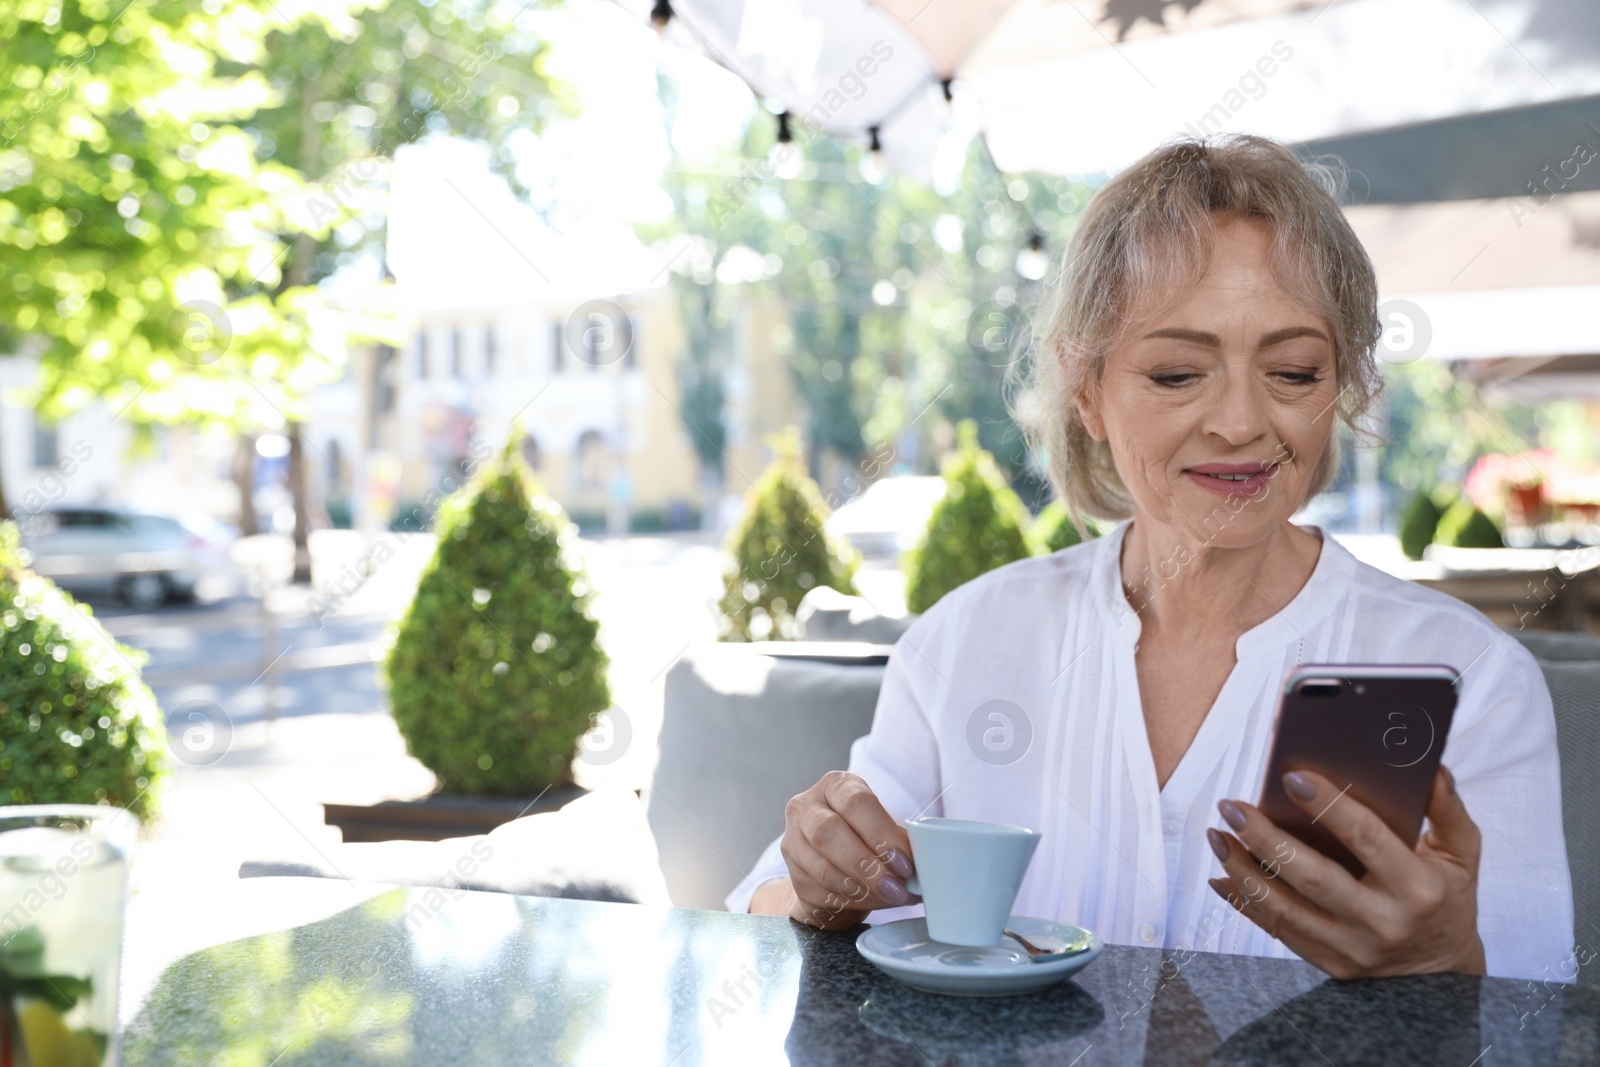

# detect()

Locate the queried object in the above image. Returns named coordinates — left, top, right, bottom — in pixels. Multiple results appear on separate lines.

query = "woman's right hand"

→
left=767, top=770, right=920, bottom=931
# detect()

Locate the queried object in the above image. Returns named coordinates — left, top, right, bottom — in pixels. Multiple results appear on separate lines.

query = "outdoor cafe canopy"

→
left=627, top=0, right=1600, bottom=202
left=627, top=0, right=1600, bottom=387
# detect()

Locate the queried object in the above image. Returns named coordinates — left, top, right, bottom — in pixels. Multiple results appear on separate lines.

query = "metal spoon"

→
left=1004, top=928, right=1093, bottom=962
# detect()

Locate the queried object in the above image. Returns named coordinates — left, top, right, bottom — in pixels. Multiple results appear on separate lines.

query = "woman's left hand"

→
left=1207, top=764, right=1486, bottom=979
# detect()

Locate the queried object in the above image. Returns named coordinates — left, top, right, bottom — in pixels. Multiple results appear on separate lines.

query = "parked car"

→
left=825, top=476, right=947, bottom=556
left=17, top=506, right=235, bottom=609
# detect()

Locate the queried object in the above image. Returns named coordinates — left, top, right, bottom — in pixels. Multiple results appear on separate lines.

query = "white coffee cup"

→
left=903, top=817, right=1041, bottom=946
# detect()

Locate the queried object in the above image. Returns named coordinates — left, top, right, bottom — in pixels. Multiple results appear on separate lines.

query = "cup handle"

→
left=904, top=874, right=920, bottom=896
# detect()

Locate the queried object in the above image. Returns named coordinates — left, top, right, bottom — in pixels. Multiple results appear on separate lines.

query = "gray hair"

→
left=1010, top=133, right=1384, bottom=526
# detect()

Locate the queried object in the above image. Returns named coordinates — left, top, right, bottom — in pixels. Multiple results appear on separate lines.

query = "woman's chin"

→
left=1168, top=494, right=1294, bottom=547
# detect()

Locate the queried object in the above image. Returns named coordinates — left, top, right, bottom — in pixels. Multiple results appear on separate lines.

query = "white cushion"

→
left=240, top=788, right=670, bottom=906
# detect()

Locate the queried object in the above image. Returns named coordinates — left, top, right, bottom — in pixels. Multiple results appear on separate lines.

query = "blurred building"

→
left=305, top=288, right=803, bottom=535
left=0, top=348, right=242, bottom=528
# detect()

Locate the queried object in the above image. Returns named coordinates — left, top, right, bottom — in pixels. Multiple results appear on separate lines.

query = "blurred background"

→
left=4, top=0, right=1600, bottom=1008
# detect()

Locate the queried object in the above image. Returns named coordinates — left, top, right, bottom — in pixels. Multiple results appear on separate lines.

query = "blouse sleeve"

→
left=1444, top=636, right=1575, bottom=982
left=724, top=609, right=951, bottom=916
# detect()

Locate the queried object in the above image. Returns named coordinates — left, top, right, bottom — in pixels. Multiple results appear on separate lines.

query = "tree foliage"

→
left=0, top=0, right=566, bottom=509
left=384, top=438, right=610, bottom=796
left=716, top=429, right=858, bottom=641
left=904, top=420, right=1032, bottom=615
left=2, top=0, right=325, bottom=440
left=0, top=523, right=164, bottom=819
left=641, top=110, right=1092, bottom=498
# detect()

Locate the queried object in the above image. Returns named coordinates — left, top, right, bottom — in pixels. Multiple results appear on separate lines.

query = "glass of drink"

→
left=0, top=805, right=135, bottom=1067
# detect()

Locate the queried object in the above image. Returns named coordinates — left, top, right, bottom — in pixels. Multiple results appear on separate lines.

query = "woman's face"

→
left=1074, top=215, right=1339, bottom=547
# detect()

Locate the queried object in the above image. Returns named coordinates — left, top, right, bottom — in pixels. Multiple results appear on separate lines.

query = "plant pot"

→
left=1508, top=482, right=1546, bottom=526
left=323, top=784, right=587, bottom=843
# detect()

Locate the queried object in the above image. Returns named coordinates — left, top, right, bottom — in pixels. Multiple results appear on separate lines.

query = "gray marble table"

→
left=120, top=881, right=1598, bottom=1066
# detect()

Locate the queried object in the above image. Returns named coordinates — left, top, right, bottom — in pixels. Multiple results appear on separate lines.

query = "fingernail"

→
left=1218, top=799, right=1247, bottom=831
left=884, top=848, right=912, bottom=880
left=1284, top=771, right=1317, bottom=801
left=1207, top=827, right=1229, bottom=862
left=878, top=876, right=908, bottom=905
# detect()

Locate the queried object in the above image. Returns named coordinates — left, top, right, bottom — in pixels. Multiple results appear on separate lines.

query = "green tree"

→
left=2, top=1, right=566, bottom=546
left=904, top=420, right=1032, bottom=614
left=220, top=0, right=567, bottom=570
left=1, top=0, right=325, bottom=514
left=384, top=437, right=610, bottom=795
left=0, top=523, right=164, bottom=818
left=1376, top=362, right=1541, bottom=515
left=716, top=429, right=858, bottom=641
left=641, top=109, right=1092, bottom=499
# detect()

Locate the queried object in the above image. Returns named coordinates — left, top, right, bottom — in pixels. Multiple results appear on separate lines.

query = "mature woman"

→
left=728, top=134, right=1575, bottom=983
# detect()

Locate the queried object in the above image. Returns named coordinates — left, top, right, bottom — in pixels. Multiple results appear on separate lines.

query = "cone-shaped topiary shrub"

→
left=717, top=428, right=859, bottom=641
left=1030, top=500, right=1100, bottom=555
left=1398, top=488, right=1447, bottom=561
left=384, top=437, right=610, bottom=795
left=1436, top=498, right=1505, bottom=549
left=904, top=421, right=1034, bottom=615
left=0, top=522, right=164, bottom=819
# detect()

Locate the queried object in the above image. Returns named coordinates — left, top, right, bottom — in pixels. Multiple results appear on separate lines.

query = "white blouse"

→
left=726, top=520, right=1577, bottom=983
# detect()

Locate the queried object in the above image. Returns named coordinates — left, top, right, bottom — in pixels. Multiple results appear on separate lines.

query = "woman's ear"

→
left=1071, top=381, right=1106, bottom=442
left=1062, top=340, right=1107, bottom=442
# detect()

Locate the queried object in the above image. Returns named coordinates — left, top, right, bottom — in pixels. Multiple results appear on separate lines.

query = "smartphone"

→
left=1255, top=664, right=1459, bottom=880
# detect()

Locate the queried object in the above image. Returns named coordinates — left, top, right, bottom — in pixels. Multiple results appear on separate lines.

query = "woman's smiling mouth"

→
left=1185, top=462, right=1279, bottom=497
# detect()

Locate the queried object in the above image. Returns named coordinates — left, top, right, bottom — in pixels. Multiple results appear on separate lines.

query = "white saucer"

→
left=855, top=915, right=1103, bottom=997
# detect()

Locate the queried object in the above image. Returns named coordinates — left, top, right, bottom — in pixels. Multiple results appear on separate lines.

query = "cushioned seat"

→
left=647, top=643, right=885, bottom=909
left=1507, top=628, right=1600, bottom=985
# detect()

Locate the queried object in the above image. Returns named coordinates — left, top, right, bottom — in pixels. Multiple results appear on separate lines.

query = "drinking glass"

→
left=0, top=805, right=136, bottom=1067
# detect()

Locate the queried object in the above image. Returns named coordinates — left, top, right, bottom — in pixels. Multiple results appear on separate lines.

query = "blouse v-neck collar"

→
left=1087, top=517, right=1357, bottom=660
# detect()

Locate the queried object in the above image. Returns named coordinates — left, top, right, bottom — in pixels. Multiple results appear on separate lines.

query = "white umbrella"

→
left=623, top=0, right=1600, bottom=198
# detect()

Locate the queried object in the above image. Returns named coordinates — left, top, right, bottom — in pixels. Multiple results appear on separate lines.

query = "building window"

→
left=521, top=433, right=541, bottom=471
left=33, top=420, right=58, bottom=467
left=325, top=439, right=347, bottom=493
left=575, top=430, right=605, bottom=490
left=450, top=328, right=462, bottom=378
left=552, top=321, right=564, bottom=374
left=416, top=332, right=429, bottom=379
left=484, top=325, right=496, bottom=377
left=376, top=345, right=397, bottom=409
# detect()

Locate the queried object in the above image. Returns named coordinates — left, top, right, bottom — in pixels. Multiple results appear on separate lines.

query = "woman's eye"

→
left=1150, top=373, right=1196, bottom=387
left=1276, top=371, right=1324, bottom=384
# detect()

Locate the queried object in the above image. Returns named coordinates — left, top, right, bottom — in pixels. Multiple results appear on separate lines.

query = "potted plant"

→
left=904, top=420, right=1033, bottom=614
left=0, top=522, right=165, bottom=818
left=715, top=428, right=858, bottom=642
left=325, top=436, right=612, bottom=842
left=1030, top=500, right=1100, bottom=555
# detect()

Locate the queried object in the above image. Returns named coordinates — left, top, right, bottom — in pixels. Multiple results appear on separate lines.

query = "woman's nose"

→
left=1202, top=372, right=1270, bottom=445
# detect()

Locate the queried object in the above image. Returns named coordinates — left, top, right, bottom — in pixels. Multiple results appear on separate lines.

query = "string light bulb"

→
left=768, top=110, right=802, bottom=179
left=859, top=126, right=884, bottom=184
left=1016, top=228, right=1048, bottom=281
left=650, top=0, right=673, bottom=33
